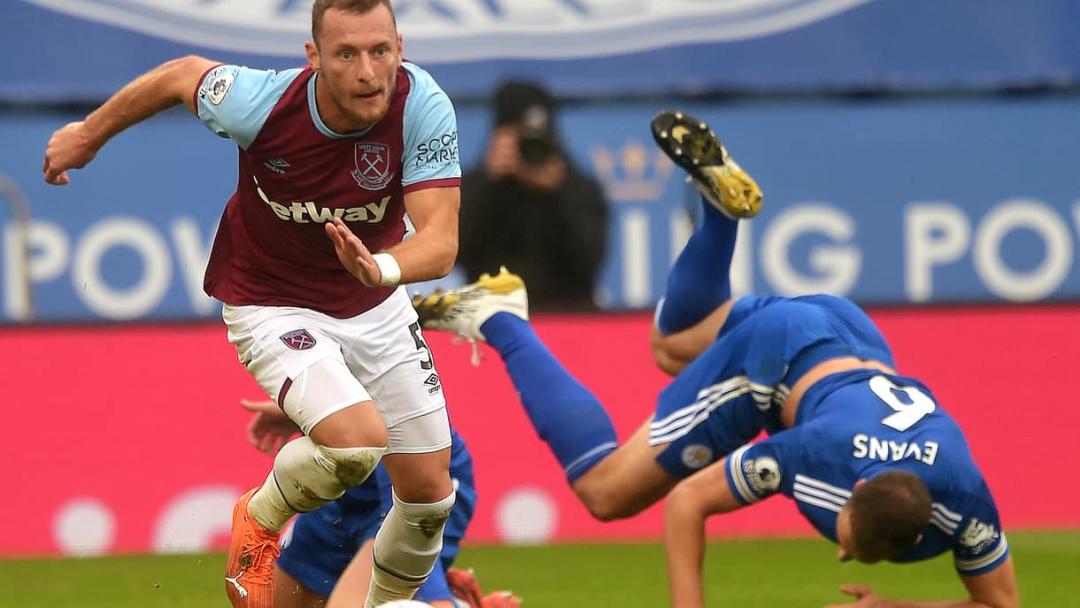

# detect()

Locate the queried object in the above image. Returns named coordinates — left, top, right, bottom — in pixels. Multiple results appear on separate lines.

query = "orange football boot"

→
left=224, top=488, right=281, bottom=608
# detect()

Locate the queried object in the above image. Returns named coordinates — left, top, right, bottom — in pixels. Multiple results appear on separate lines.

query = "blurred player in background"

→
left=240, top=399, right=520, bottom=608
left=414, top=112, right=1019, bottom=607
left=42, top=1, right=461, bottom=606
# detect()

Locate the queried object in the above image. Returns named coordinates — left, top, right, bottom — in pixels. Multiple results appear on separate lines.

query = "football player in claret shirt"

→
left=43, top=2, right=464, bottom=606
left=413, top=112, right=1019, bottom=607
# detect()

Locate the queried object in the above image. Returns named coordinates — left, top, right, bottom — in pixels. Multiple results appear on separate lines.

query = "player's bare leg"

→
left=569, top=421, right=680, bottom=521
left=227, top=399, right=388, bottom=608
left=649, top=300, right=736, bottom=376
left=415, top=270, right=676, bottom=521
left=324, top=540, right=375, bottom=608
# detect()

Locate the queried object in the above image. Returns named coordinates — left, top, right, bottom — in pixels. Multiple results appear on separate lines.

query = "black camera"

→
left=518, top=129, right=555, bottom=166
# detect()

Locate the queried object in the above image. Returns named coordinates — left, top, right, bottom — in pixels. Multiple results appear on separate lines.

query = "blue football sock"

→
left=656, top=196, right=739, bottom=334
left=481, top=312, right=617, bottom=482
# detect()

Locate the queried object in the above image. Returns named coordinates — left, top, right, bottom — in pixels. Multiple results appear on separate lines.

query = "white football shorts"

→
left=223, top=287, right=450, bottom=454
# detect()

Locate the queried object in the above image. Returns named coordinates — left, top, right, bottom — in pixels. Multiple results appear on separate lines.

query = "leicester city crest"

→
left=352, top=142, right=394, bottom=191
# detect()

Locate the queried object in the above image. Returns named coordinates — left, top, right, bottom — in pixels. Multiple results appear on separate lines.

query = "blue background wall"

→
left=3, top=94, right=1079, bottom=321
left=3, top=0, right=1079, bottom=321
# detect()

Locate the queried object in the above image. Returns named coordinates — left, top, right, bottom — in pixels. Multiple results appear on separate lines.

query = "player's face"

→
left=307, top=5, right=402, bottom=130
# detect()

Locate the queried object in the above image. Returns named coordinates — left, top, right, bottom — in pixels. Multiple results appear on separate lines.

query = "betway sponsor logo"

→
left=27, top=0, right=872, bottom=61
left=254, top=179, right=389, bottom=224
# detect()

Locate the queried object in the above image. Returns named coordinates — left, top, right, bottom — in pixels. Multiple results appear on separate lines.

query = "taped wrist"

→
left=373, top=252, right=402, bottom=286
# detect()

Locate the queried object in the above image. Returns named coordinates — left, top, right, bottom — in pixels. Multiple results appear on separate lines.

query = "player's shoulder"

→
left=198, top=64, right=306, bottom=107
left=402, top=62, right=450, bottom=101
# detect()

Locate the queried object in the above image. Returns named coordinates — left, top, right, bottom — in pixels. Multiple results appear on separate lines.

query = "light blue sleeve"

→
left=195, top=65, right=302, bottom=150
left=401, top=63, right=461, bottom=189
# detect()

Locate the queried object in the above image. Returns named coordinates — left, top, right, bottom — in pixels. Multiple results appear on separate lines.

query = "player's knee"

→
left=391, top=466, right=454, bottom=504
left=652, top=345, right=688, bottom=377
left=649, top=328, right=690, bottom=377
left=316, top=444, right=386, bottom=488
left=585, top=498, right=638, bottom=522
left=318, top=414, right=388, bottom=450
left=575, top=483, right=638, bottom=522
left=273, top=437, right=386, bottom=511
left=309, top=403, right=388, bottom=449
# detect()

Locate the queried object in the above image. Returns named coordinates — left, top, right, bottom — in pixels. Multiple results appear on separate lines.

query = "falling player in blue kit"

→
left=413, top=111, right=1019, bottom=607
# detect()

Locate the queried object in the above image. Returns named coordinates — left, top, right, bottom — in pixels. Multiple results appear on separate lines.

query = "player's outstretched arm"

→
left=826, top=556, right=1019, bottom=608
left=43, top=55, right=218, bottom=185
left=664, top=457, right=746, bottom=608
left=959, top=558, right=1020, bottom=608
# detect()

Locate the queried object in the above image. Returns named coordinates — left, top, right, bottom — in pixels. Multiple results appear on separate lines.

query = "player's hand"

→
left=241, top=398, right=300, bottom=454
left=43, top=121, right=99, bottom=185
left=825, top=584, right=888, bottom=607
left=326, top=218, right=382, bottom=286
left=482, top=591, right=523, bottom=608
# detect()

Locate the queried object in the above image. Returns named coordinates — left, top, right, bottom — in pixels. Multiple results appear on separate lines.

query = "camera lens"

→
left=518, top=135, right=553, bottom=166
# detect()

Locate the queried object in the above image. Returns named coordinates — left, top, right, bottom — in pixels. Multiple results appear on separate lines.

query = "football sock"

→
left=481, top=312, right=617, bottom=482
left=365, top=491, right=455, bottom=607
left=656, top=195, right=739, bottom=334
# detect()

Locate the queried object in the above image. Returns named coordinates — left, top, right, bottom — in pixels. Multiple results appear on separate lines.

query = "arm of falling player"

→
left=663, top=456, right=746, bottom=608
left=240, top=398, right=302, bottom=455
left=828, top=560, right=1019, bottom=608
left=957, top=560, right=1020, bottom=608
left=43, top=55, right=220, bottom=185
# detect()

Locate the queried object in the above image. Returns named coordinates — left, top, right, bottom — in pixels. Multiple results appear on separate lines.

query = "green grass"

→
left=0, top=531, right=1074, bottom=607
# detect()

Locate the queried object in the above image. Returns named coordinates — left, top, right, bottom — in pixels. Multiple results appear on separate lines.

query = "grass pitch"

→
left=0, top=531, right=1074, bottom=607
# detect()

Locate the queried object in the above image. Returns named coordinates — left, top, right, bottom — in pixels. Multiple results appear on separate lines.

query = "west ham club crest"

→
left=280, top=329, right=316, bottom=350
left=352, top=142, right=394, bottom=190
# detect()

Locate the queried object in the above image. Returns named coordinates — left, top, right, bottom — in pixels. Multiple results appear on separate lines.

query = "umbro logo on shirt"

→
left=264, top=158, right=290, bottom=175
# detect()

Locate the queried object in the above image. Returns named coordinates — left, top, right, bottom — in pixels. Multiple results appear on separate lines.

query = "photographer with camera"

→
left=459, top=81, right=609, bottom=311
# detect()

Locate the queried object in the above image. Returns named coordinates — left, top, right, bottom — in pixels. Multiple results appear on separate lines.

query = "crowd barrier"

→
left=2, top=305, right=1078, bottom=556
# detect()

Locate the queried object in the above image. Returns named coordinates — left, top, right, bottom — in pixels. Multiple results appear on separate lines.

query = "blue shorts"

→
left=649, top=294, right=893, bottom=479
left=278, top=433, right=477, bottom=602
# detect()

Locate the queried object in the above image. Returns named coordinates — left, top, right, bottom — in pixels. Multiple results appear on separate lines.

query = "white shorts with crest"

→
left=223, top=287, right=449, bottom=454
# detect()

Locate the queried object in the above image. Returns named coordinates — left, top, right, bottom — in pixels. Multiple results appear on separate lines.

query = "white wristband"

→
left=372, top=253, right=402, bottom=286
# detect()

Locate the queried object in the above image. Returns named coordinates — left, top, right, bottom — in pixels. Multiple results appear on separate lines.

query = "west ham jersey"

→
left=194, top=62, right=461, bottom=317
left=724, top=369, right=1010, bottom=576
